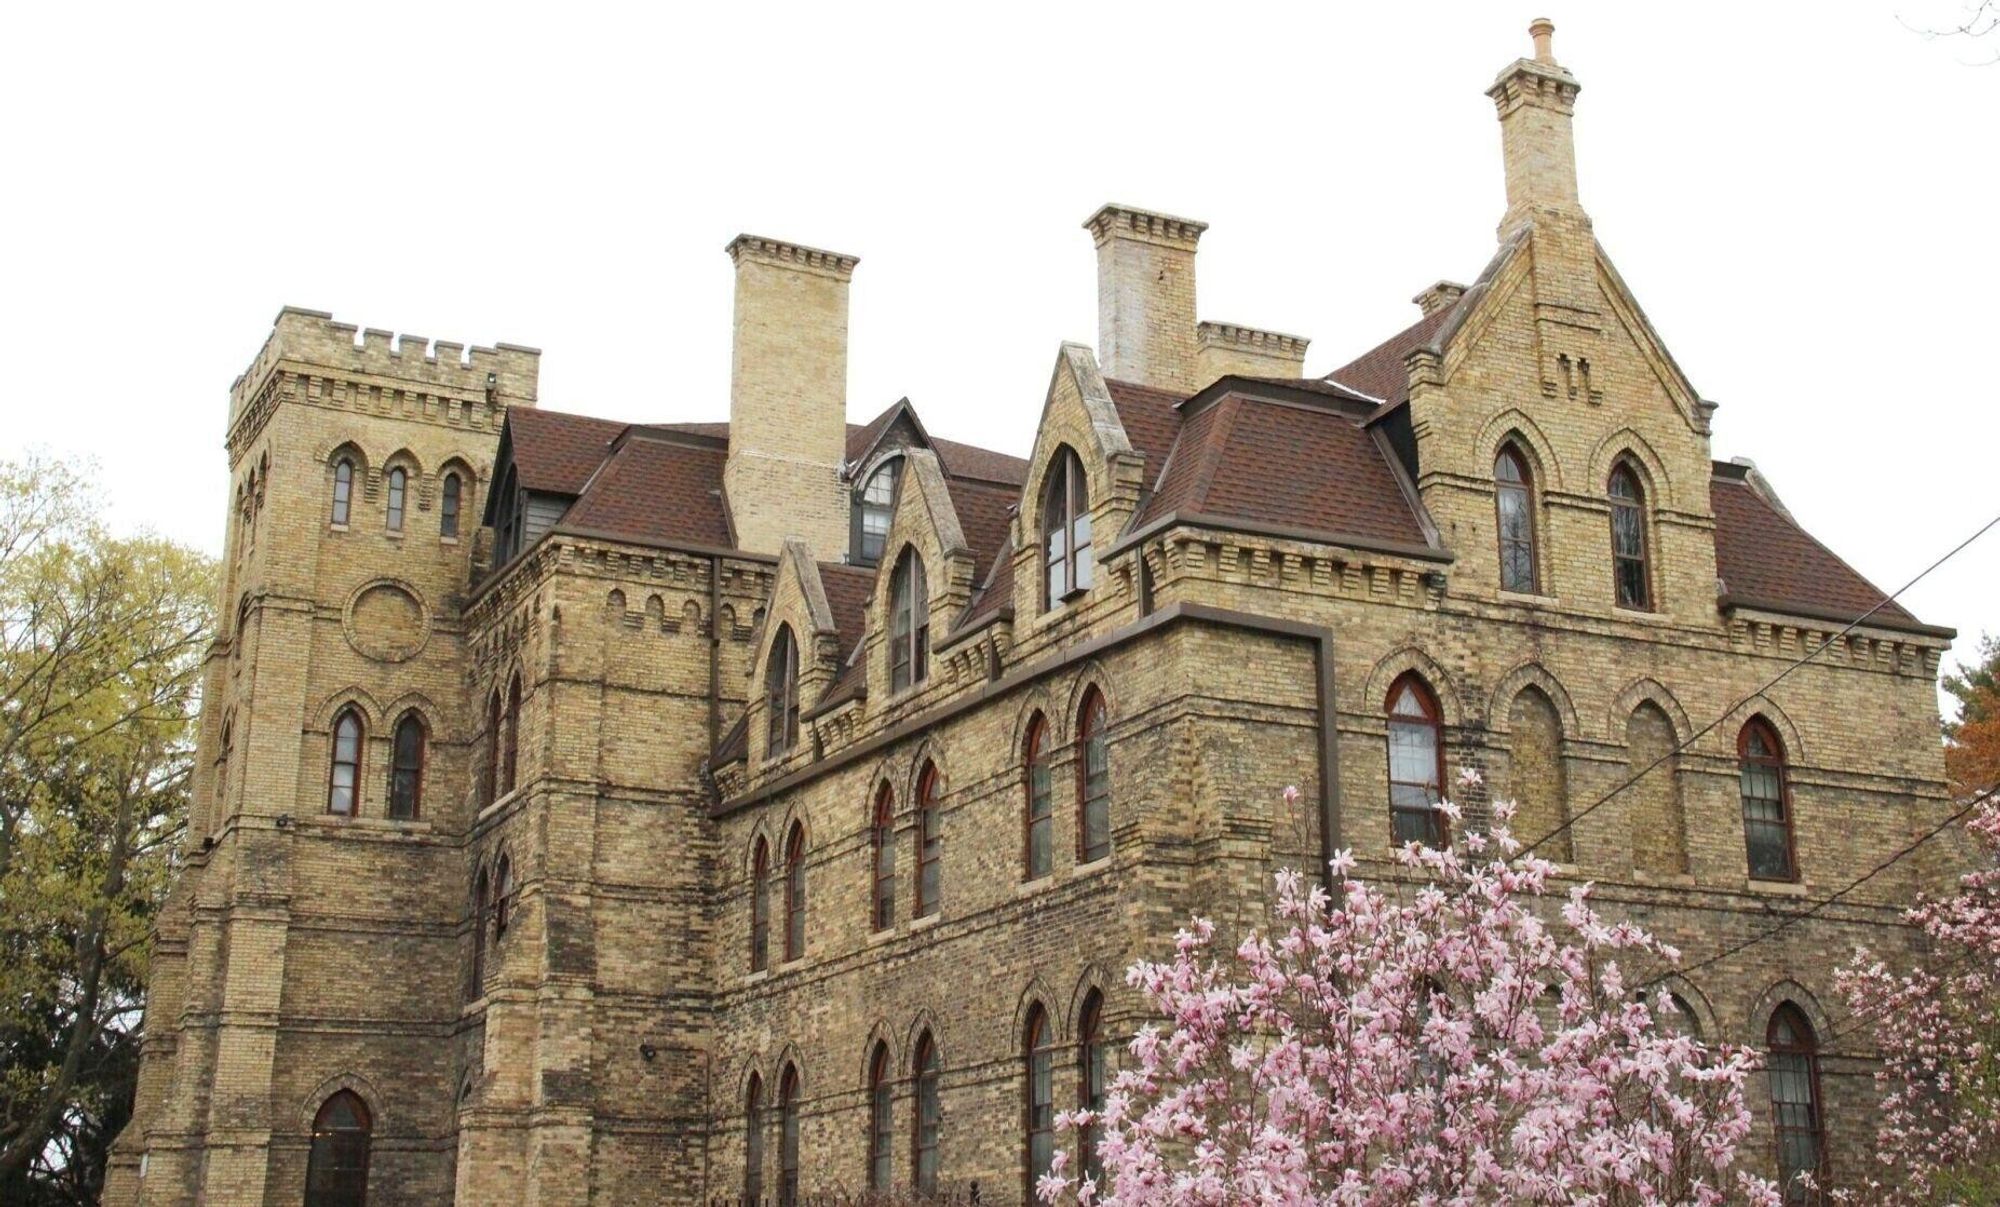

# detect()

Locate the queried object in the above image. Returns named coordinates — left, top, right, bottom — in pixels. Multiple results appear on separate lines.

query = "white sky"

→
left=4, top=1, right=1995, bottom=705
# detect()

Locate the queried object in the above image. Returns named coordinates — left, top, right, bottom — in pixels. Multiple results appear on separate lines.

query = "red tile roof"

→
left=1105, top=379, right=1183, bottom=482
left=559, top=432, right=733, bottom=549
left=1323, top=306, right=1455, bottom=407
left=1709, top=465, right=1923, bottom=630
left=817, top=562, right=876, bottom=651
left=506, top=408, right=628, bottom=494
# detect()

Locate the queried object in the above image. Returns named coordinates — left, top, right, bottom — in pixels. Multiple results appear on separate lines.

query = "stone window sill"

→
left=1073, top=853, right=1113, bottom=878
left=1745, top=877, right=1808, bottom=897
left=1611, top=605, right=1670, bottom=626
left=1015, top=873, right=1057, bottom=899
left=908, top=911, right=940, bottom=931
left=1632, top=869, right=1697, bottom=888
left=741, top=969, right=771, bottom=987
left=299, top=814, right=433, bottom=836
left=1498, top=589, right=1561, bottom=607
left=866, top=926, right=896, bottom=947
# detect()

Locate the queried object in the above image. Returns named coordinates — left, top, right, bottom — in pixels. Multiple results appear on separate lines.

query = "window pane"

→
left=441, top=474, right=460, bottom=537
left=386, top=469, right=406, bottom=532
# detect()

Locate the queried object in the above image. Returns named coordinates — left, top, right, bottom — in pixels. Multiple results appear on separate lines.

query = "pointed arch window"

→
left=500, top=673, right=521, bottom=797
left=868, top=1042, right=893, bottom=1191
left=1386, top=674, right=1446, bottom=847
left=1024, top=714, right=1054, bottom=880
left=871, top=785, right=896, bottom=931
left=1078, top=689, right=1112, bottom=863
left=1042, top=447, right=1093, bottom=607
left=1768, top=1004, right=1828, bottom=1203
left=857, top=459, right=900, bottom=566
left=778, top=1063, right=801, bottom=1205
left=440, top=471, right=462, bottom=539
left=328, top=708, right=363, bottom=816
left=1740, top=718, right=1797, bottom=881
left=493, top=853, right=514, bottom=937
left=1608, top=463, right=1652, bottom=610
left=1079, top=989, right=1107, bottom=1182
left=1025, top=1003, right=1055, bottom=1188
left=745, top=1073, right=765, bottom=1204
left=784, top=823, right=807, bottom=962
left=331, top=457, right=354, bottom=526
left=912, top=1031, right=940, bottom=1194
left=385, top=467, right=407, bottom=532
left=470, top=866, right=489, bottom=999
left=750, top=837, right=771, bottom=972
left=915, top=763, right=941, bottom=918
left=889, top=549, right=929, bottom=693
left=483, top=689, right=502, bottom=807
left=215, top=717, right=233, bottom=815
left=765, top=625, right=800, bottom=758
left=304, top=1090, right=371, bottom=1207
left=1494, top=445, right=1538, bottom=593
left=388, top=712, right=425, bottom=820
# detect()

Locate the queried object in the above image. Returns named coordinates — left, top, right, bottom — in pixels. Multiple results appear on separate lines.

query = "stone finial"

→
left=1529, top=17, right=1556, bottom=64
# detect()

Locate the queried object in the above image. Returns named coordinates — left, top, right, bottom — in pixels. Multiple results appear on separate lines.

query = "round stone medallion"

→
left=342, top=579, right=430, bottom=663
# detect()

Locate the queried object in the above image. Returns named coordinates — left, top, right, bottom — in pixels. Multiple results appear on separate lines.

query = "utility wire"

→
left=1519, top=508, right=2000, bottom=859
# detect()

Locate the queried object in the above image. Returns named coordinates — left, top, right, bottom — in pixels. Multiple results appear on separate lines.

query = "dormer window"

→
left=855, top=460, right=900, bottom=567
left=765, top=624, right=799, bottom=757
left=889, top=548, right=929, bottom=693
left=1042, top=447, right=1092, bottom=608
left=1494, top=445, right=1537, bottom=593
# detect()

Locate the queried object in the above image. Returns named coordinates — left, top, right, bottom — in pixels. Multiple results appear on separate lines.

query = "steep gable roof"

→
left=1323, top=306, right=1454, bottom=407
left=504, top=407, right=628, bottom=494
left=558, top=430, right=733, bottom=549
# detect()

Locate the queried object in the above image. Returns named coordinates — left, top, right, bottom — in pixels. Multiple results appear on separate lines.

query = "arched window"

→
left=388, top=712, right=425, bottom=821
left=1025, top=1003, right=1055, bottom=1189
left=1663, top=993, right=1702, bottom=1041
left=500, top=673, right=521, bottom=797
left=215, top=717, right=233, bottom=816
left=1768, top=1004, right=1828, bottom=1203
left=857, top=459, right=900, bottom=566
left=750, top=837, right=771, bottom=973
left=745, top=1073, right=765, bottom=1204
left=871, top=785, right=896, bottom=932
left=304, top=1090, right=371, bottom=1207
left=889, top=549, right=929, bottom=693
left=483, top=689, right=502, bottom=807
left=1042, top=447, right=1093, bottom=608
left=440, top=471, right=463, bottom=539
left=912, top=1030, right=940, bottom=1195
left=784, top=823, right=807, bottom=962
left=469, top=866, right=488, bottom=999
left=1494, top=445, right=1538, bottom=594
left=1024, top=714, right=1053, bottom=880
left=1386, top=674, right=1446, bottom=847
left=1740, top=718, right=1797, bottom=881
left=765, top=625, right=799, bottom=758
left=1608, top=463, right=1652, bottom=610
left=1079, top=990, right=1106, bottom=1182
left=493, top=853, right=514, bottom=937
left=328, top=708, right=363, bottom=816
left=385, top=466, right=407, bottom=532
left=778, top=1063, right=801, bottom=1206
left=1077, top=689, right=1112, bottom=863
left=915, top=763, right=941, bottom=918
left=331, top=457, right=354, bottom=526
left=868, top=1042, right=893, bottom=1191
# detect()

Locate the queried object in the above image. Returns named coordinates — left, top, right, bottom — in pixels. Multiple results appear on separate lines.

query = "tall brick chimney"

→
left=722, top=235, right=859, bottom=560
left=1488, top=18, right=1583, bottom=238
left=1083, top=204, right=1207, bottom=393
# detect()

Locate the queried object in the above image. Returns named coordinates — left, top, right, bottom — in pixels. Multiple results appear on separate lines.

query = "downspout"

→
left=1313, top=630, right=1342, bottom=899
left=707, top=553, right=721, bottom=756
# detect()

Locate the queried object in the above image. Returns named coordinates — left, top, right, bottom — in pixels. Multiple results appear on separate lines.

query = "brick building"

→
left=109, top=21, right=1960, bottom=1205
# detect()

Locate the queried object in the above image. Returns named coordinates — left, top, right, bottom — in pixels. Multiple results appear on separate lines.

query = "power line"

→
left=1518, top=507, right=2000, bottom=860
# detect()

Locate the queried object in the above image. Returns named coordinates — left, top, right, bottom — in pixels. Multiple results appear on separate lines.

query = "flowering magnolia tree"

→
left=1038, top=776, right=1778, bottom=1206
left=1833, top=789, right=2000, bottom=1204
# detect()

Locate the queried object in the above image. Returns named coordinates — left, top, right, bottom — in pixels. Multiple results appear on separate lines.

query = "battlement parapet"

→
left=230, top=306, right=541, bottom=419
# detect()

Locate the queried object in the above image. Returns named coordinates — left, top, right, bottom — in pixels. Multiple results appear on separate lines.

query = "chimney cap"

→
left=1083, top=203, right=1208, bottom=250
left=724, top=234, right=860, bottom=280
left=1528, top=17, right=1556, bottom=63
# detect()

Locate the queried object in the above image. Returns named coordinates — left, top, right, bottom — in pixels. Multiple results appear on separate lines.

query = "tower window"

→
left=1494, top=445, right=1538, bottom=593
left=778, top=1063, right=801, bottom=1206
left=856, top=460, right=900, bottom=566
left=750, top=837, right=771, bottom=973
left=1042, top=447, right=1093, bottom=608
left=328, top=708, right=363, bottom=816
left=1079, top=989, right=1107, bottom=1182
left=745, top=1074, right=765, bottom=1205
left=441, top=471, right=462, bottom=539
left=500, top=673, right=521, bottom=797
left=385, top=467, right=407, bottom=532
left=1608, top=463, right=1652, bottom=610
left=765, top=624, right=800, bottom=758
left=889, top=549, right=929, bottom=693
left=304, top=1090, right=371, bottom=1207
left=331, top=457, right=354, bottom=526
left=388, top=712, right=425, bottom=820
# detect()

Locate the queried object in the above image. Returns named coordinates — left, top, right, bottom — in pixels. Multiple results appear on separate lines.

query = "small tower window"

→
left=1608, top=463, right=1652, bottom=610
left=1494, top=445, right=1538, bottom=593
left=1042, top=447, right=1093, bottom=608
left=328, top=708, right=363, bottom=816
left=441, top=472, right=462, bottom=539
left=331, top=458, right=354, bottom=526
left=500, top=673, right=521, bottom=797
left=856, top=460, right=900, bottom=566
left=385, top=467, right=407, bottom=532
left=765, top=624, right=800, bottom=758
left=493, top=852, right=514, bottom=937
left=889, top=549, right=929, bottom=693
left=388, top=712, right=425, bottom=821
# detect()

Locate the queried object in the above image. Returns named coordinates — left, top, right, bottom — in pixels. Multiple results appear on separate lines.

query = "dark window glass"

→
left=872, top=786, right=896, bottom=931
left=858, top=461, right=899, bottom=566
left=331, top=458, right=353, bottom=526
left=388, top=713, right=424, bottom=820
left=493, top=854, right=514, bottom=937
left=328, top=709, right=362, bottom=816
left=501, top=674, right=521, bottom=796
left=469, top=868, right=488, bottom=999
left=868, top=1043, right=893, bottom=1191
left=441, top=472, right=462, bottom=539
left=1609, top=464, right=1651, bottom=610
left=483, top=689, right=502, bottom=807
left=1078, top=691, right=1112, bottom=863
left=1386, top=675, right=1446, bottom=847
left=1495, top=446, right=1537, bottom=593
left=1740, top=719, right=1797, bottom=881
left=913, top=1032, right=940, bottom=1194
left=1768, top=1005, right=1828, bottom=1204
left=766, top=625, right=799, bottom=757
left=916, top=764, right=941, bottom=918
left=784, top=824, right=806, bottom=962
left=1042, top=448, right=1093, bottom=608
left=750, top=839, right=770, bottom=973
left=1026, top=1005, right=1054, bottom=1189
left=778, top=1065, right=801, bottom=1206
left=745, top=1074, right=765, bottom=1204
left=1025, top=716, right=1053, bottom=879
left=385, top=467, right=406, bottom=532
left=304, top=1090, right=371, bottom=1207
left=1079, top=991, right=1106, bottom=1183
left=890, top=549, right=929, bottom=693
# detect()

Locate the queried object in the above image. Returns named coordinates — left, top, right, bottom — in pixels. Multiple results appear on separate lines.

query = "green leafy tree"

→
left=1945, top=634, right=2000, bottom=801
left=0, top=456, right=213, bottom=1203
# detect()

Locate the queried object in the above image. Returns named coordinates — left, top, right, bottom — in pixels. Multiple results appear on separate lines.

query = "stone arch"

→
left=644, top=594, right=666, bottom=630
left=1363, top=646, right=1467, bottom=727
left=1067, top=963, right=1117, bottom=1031
left=1648, top=973, right=1720, bottom=1041
left=717, top=603, right=738, bottom=639
left=743, top=822, right=775, bottom=880
left=380, top=691, right=446, bottom=745
left=1011, top=686, right=1064, bottom=751
left=905, top=737, right=951, bottom=803
left=1609, top=677, right=1692, bottom=745
left=903, top=1008, right=945, bottom=1076
left=1487, top=662, right=1579, bottom=736
left=1013, top=976, right=1062, bottom=1045
left=321, top=439, right=371, bottom=475
left=1589, top=428, right=1675, bottom=509
left=1062, top=660, right=1118, bottom=735
left=315, top=685, right=385, bottom=730
left=1746, top=979, right=1837, bottom=1048
left=680, top=599, right=703, bottom=633
left=857, top=1020, right=901, bottom=1086
left=775, top=804, right=814, bottom=861
left=605, top=588, right=627, bottom=614
left=732, top=1056, right=771, bottom=1109
left=1733, top=695, right=1807, bottom=764
left=1503, top=682, right=1572, bottom=861
left=771, top=1042, right=806, bottom=1094
left=1475, top=409, right=1567, bottom=493
left=298, top=1072, right=385, bottom=1133
left=381, top=446, right=425, bottom=479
